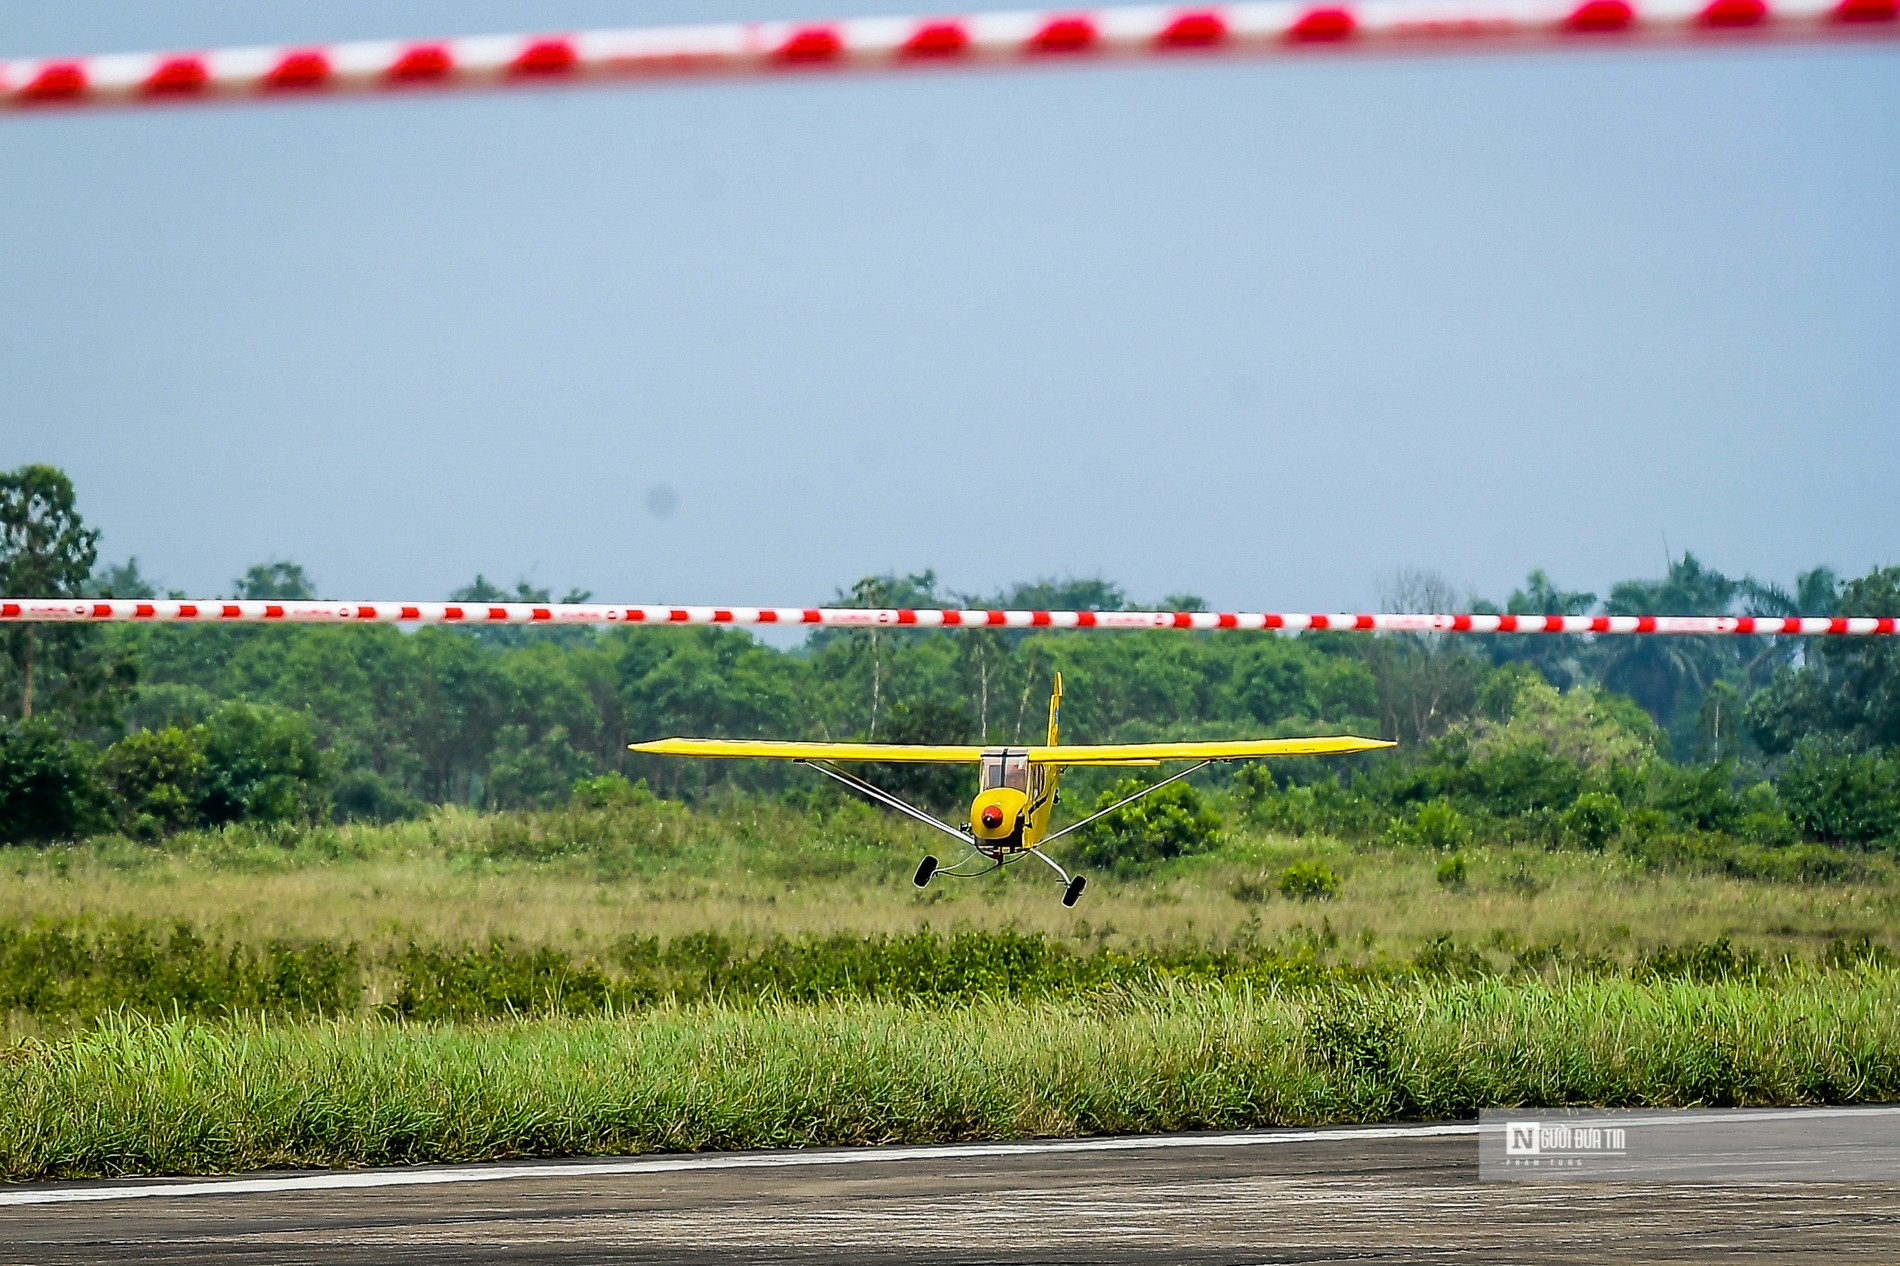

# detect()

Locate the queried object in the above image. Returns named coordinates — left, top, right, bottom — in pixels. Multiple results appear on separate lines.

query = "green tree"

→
left=448, top=574, right=595, bottom=647
left=87, top=557, right=159, bottom=599
left=1600, top=553, right=1740, bottom=736
left=816, top=572, right=951, bottom=738
left=1746, top=567, right=1900, bottom=755
left=0, top=465, right=102, bottom=721
left=1366, top=569, right=1487, bottom=746
left=0, top=720, right=105, bottom=843
left=100, top=726, right=209, bottom=836
left=486, top=723, right=594, bottom=810
left=1073, top=777, right=1222, bottom=872
left=234, top=561, right=317, bottom=601
left=1776, top=738, right=1900, bottom=848
left=862, top=698, right=976, bottom=814
left=199, top=702, right=329, bottom=825
left=1484, top=568, right=1599, bottom=690
left=1739, top=567, right=1840, bottom=685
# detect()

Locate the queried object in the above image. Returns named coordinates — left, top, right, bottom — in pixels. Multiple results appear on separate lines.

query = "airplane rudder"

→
left=1046, top=671, right=1063, bottom=747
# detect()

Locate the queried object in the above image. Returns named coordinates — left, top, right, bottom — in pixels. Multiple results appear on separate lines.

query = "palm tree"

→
left=1599, top=554, right=1738, bottom=729
left=1739, top=567, right=1841, bottom=684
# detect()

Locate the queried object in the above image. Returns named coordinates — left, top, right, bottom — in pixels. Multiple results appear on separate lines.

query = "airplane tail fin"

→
left=1046, top=672, right=1063, bottom=747
left=1029, top=672, right=1065, bottom=843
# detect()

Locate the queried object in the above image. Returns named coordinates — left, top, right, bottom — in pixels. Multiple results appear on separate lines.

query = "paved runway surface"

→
left=4, top=1118, right=1898, bottom=1264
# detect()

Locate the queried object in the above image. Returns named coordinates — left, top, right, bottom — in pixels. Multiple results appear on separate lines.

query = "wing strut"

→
left=802, top=760, right=975, bottom=847
left=1041, top=760, right=1215, bottom=848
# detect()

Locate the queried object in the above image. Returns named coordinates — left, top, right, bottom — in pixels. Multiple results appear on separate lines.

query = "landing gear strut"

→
left=913, top=845, right=1083, bottom=905
left=1027, top=845, right=1087, bottom=907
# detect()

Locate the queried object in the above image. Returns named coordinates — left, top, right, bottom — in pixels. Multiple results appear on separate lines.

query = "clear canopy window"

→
left=979, top=752, right=1030, bottom=792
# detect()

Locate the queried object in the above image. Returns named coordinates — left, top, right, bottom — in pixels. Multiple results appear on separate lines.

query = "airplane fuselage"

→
left=970, top=745, right=1058, bottom=852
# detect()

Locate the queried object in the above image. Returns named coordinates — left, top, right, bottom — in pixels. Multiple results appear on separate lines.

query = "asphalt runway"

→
left=4, top=1117, right=1899, bottom=1265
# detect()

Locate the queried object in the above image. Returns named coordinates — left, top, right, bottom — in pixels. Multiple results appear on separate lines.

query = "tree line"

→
left=1, top=463, right=1896, bottom=849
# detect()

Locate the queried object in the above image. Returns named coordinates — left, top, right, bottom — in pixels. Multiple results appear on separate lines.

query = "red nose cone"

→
left=981, top=805, right=1004, bottom=829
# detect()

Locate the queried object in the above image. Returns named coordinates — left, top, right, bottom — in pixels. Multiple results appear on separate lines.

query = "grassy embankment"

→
left=4, top=972, right=1898, bottom=1181
left=2, top=796, right=1897, bottom=1181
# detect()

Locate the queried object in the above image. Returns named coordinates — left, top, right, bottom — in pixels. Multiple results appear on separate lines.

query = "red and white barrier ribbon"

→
left=4, top=0, right=1895, bottom=113
left=2, top=598, right=1893, bottom=634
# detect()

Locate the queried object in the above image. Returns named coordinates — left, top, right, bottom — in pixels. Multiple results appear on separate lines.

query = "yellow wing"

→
left=630, top=735, right=1392, bottom=764
left=629, top=738, right=989, bottom=762
left=1027, top=736, right=1393, bottom=764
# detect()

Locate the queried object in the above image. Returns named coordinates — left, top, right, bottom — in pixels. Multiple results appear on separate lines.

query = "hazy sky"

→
left=3, top=3, right=1896, bottom=611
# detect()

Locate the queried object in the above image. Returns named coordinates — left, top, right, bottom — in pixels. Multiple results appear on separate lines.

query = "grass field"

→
left=3, top=797, right=1895, bottom=967
left=3, top=797, right=1895, bottom=1181
left=4, top=971, right=1896, bottom=1182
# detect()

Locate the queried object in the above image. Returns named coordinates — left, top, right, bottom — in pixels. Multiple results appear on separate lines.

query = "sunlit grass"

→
left=3, top=799, right=1892, bottom=967
left=4, top=970, right=1895, bottom=1182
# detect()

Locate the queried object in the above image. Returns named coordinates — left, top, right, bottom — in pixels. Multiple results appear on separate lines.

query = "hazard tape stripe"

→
left=0, top=599, right=1892, bottom=634
left=4, top=0, right=1895, bottom=112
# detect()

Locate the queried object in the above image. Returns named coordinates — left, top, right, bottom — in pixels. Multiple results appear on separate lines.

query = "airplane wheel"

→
left=1062, top=875, right=1087, bottom=907
left=914, top=856, right=938, bottom=888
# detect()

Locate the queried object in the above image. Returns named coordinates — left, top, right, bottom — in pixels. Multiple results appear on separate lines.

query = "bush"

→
left=1735, top=783, right=1796, bottom=847
left=1823, top=935, right=1898, bottom=971
left=0, top=721, right=104, bottom=844
left=1638, top=936, right=1762, bottom=983
left=1238, top=769, right=1388, bottom=840
left=570, top=773, right=658, bottom=810
left=1434, top=854, right=1468, bottom=888
left=1387, top=798, right=1471, bottom=851
left=1073, top=778, right=1222, bottom=871
left=1464, top=745, right=1586, bottom=817
left=387, top=939, right=612, bottom=1020
left=199, top=702, right=329, bottom=826
left=0, top=920, right=359, bottom=1020
left=1777, top=739, right=1900, bottom=848
left=331, top=768, right=427, bottom=824
left=486, top=724, right=594, bottom=811
left=1278, top=860, right=1340, bottom=901
left=100, top=726, right=207, bottom=837
left=1648, top=762, right=1746, bottom=834
left=1728, top=843, right=1857, bottom=885
left=1560, top=791, right=1625, bottom=850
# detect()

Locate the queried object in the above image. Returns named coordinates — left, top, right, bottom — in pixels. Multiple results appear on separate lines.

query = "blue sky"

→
left=3, top=3, right=1896, bottom=610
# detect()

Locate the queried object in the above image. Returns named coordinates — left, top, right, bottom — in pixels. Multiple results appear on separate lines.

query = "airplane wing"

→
left=1024, top=736, right=1394, bottom=764
left=630, top=735, right=1392, bottom=764
left=629, top=738, right=990, bottom=762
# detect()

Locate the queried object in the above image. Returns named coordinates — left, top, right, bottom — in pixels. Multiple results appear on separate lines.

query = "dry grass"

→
left=1, top=800, right=1893, bottom=967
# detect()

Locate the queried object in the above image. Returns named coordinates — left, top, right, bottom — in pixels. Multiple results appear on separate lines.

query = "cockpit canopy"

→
left=978, top=748, right=1030, bottom=793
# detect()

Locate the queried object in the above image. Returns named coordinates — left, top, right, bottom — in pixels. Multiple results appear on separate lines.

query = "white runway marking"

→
left=0, top=1122, right=1478, bottom=1208
left=6, top=1107, right=1892, bottom=1209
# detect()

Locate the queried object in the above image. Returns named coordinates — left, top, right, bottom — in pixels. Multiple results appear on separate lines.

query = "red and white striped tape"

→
left=2, top=598, right=1893, bottom=635
left=4, top=0, right=1895, bottom=113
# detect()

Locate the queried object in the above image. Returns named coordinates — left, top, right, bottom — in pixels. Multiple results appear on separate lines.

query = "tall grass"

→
left=3, top=971, right=1895, bottom=1181
left=9, top=913, right=1885, bottom=1030
left=6, top=799, right=1894, bottom=964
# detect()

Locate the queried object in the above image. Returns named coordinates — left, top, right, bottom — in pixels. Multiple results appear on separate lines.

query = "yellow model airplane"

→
left=630, top=674, right=1392, bottom=906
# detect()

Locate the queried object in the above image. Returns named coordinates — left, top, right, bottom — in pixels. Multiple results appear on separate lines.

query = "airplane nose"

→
left=981, top=805, right=1004, bottom=829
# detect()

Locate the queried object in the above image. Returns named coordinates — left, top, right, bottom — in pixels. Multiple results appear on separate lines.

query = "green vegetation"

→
left=1, top=792, right=1893, bottom=1037
left=4, top=971, right=1896, bottom=1182
left=1, top=465, right=1896, bottom=863
left=3, top=464, right=1898, bottom=1181
left=1074, top=779, right=1223, bottom=872
left=1276, top=860, right=1340, bottom=901
left=12, top=910, right=1884, bottom=1031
